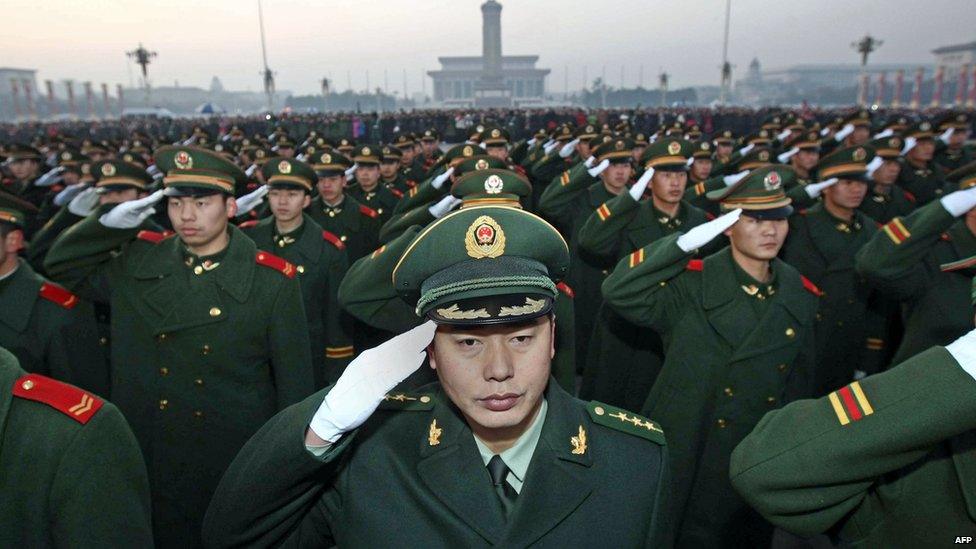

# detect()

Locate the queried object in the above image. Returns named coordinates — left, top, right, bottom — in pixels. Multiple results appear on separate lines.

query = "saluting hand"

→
left=677, top=208, right=742, bottom=252
left=235, top=185, right=268, bottom=216
left=66, top=186, right=99, bottom=216
left=804, top=178, right=839, bottom=199
left=99, top=189, right=164, bottom=229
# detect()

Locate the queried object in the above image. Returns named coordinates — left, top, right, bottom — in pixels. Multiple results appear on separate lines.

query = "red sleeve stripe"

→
left=882, top=218, right=911, bottom=244
left=628, top=248, right=645, bottom=268
left=596, top=203, right=612, bottom=221
left=829, top=381, right=874, bottom=426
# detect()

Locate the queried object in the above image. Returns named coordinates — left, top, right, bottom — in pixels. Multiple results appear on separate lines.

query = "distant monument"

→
left=428, top=1, right=549, bottom=107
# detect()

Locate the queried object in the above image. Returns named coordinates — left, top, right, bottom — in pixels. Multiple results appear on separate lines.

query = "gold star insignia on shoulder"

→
left=570, top=425, right=587, bottom=455
left=383, top=393, right=417, bottom=402
left=609, top=411, right=663, bottom=433
left=428, top=419, right=442, bottom=446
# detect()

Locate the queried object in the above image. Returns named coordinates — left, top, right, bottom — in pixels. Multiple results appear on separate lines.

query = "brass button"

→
left=193, top=410, right=204, bottom=419
left=594, top=406, right=605, bottom=416
left=159, top=367, right=169, bottom=376
left=340, top=235, right=347, bottom=242
left=202, top=345, right=211, bottom=355
left=159, top=399, right=169, bottom=410
left=99, top=336, right=108, bottom=345
left=158, top=333, right=168, bottom=341
left=420, top=395, right=431, bottom=404
left=209, top=307, right=221, bottom=317
left=21, top=379, right=34, bottom=391
left=785, top=327, right=796, bottom=339
left=193, top=265, right=203, bottom=275
left=778, top=363, right=787, bottom=372
left=194, top=378, right=204, bottom=387
left=601, top=269, right=609, bottom=275
left=328, top=211, right=336, bottom=217
left=815, top=313, right=822, bottom=322
left=297, top=265, right=305, bottom=274
left=716, top=418, right=727, bottom=428
left=723, top=387, right=734, bottom=397
left=766, top=396, right=777, bottom=404
left=659, top=281, right=667, bottom=287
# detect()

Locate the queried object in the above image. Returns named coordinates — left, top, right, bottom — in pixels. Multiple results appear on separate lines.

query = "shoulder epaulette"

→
left=322, top=230, right=346, bottom=250
left=12, top=374, right=103, bottom=424
left=586, top=401, right=665, bottom=445
left=801, top=275, right=823, bottom=297
left=136, top=230, right=167, bottom=244
left=255, top=251, right=297, bottom=278
left=556, top=281, right=575, bottom=298
left=238, top=220, right=259, bottom=229
left=390, top=188, right=404, bottom=199
left=359, top=204, right=379, bottom=218
left=904, top=191, right=916, bottom=203
left=377, top=391, right=434, bottom=411
left=686, top=259, right=704, bottom=271
left=38, top=282, right=79, bottom=309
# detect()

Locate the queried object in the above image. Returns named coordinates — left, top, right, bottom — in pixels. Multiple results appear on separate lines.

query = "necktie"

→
left=487, top=454, right=518, bottom=518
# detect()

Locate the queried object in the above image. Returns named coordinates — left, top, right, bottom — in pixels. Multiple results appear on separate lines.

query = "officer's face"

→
left=400, top=148, right=415, bottom=164
left=602, top=162, right=631, bottom=190
left=63, top=171, right=81, bottom=186
left=576, top=142, right=591, bottom=159
left=725, top=215, right=788, bottom=261
left=716, top=143, right=733, bottom=158
left=422, top=141, right=438, bottom=156
left=8, top=159, right=38, bottom=180
left=355, top=165, right=380, bottom=188
left=691, top=158, right=712, bottom=180
left=851, top=127, right=870, bottom=145
left=98, top=188, right=142, bottom=205
left=908, top=139, right=935, bottom=162
left=168, top=194, right=235, bottom=250
left=949, top=129, right=968, bottom=147
left=0, top=226, right=24, bottom=269
left=380, top=161, right=399, bottom=179
left=632, top=146, right=646, bottom=162
left=824, top=179, right=868, bottom=209
left=651, top=170, right=687, bottom=205
left=429, top=316, right=555, bottom=441
left=793, top=150, right=820, bottom=171
left=317, top=174, right=345, bottom=204
left=873, top=159, right=901, bottom=185
left=486, top=145, right=508, bottom=161
left=269, top=188, right=311, bottom=223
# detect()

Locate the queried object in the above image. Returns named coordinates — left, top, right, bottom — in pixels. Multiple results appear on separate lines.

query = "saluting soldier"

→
left=304, top=149, right=382, bottom=262
left=934, top=112, right=973, bottom=172
left=0, top=347, right=153, bottom=547
left=731, top=328, right=976, bottom=546
left=44, top=145, right=315, bottom=547
left=240, top=157, right=355, bottom=387
left=858, top=135, right=917, bottom=223
left=204, top=205, right=673, bottom=547
left=856, top=163, right=976, bottom=364
left=602, top=166, right=820, bottom=547
left=896, top=120, right=948, bottom=205
left=377, top=144, right=414, bottom=195
left=347, top=144, right=401, bottom=224
left=419, top=128, right=443, bottom=169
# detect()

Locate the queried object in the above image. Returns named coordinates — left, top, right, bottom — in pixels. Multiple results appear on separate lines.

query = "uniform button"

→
left=194, top=378, right=204, bottom=387
left=723, top=387, right=734, bottom=397
left=209, top=307, right=221, bottom=317
left=297, top=265, right=305, bottom=274
left=815, top=313, right=822, bottom=322
left=602, top=270, right=609, bottom=275
left=785, top=327, right=796, bottom=339
left=777, top=363, right=787, bottom=372
left=159, top=367, right=169, bottom=376
left=99, top=336, right=109, bottom=346
left=716, top=418, right=727, bottom=428
left=202, top=345, right=211, bottom=355
left=159, top=399, right=169, bottom=410
left=847, top=298, right=855, bottom=305
left=340, top=235, right=348, bottom=242
left=659, top=281, right=667, bottom=287
left=21, top=379, right=34, bottom=391
left=766, top=396, right=777, bottom=404
left=157, top=333, right=168, bottom=341
left=193, top=411, right=204, bottom=419
left=193, top=266, right=204, bottom=275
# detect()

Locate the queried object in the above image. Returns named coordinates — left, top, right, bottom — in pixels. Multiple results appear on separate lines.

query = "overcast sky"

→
left=3, top=0, right=973, bottom=96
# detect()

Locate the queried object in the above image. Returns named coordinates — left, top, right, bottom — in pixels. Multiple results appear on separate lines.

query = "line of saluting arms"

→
left=0, top=107, right=975, bottom=547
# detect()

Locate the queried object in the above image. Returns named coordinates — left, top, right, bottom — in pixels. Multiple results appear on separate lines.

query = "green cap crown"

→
left=593, top=138, right=634, bottom=163
left=450, top=168, right=531, bottom=205
left=707, top=165, right=795, bottom=215
left=155, top=145, right=246, bottom=196
left=817, top=145, right=875, bottom=181
left=0, top=189, right=38, bottom=229
left=946, top=161, right=976, bottom=190
left=640, top=138, right=692, bottom=170
left=93, top=160, right=152, bottom=191
left=261, top=157, right=317, bottom=191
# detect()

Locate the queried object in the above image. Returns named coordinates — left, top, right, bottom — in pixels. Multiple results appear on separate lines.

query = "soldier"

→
left=304, top=149, right=381, bottom=262
left=394, top=134, right=427, bottom=183
left=240, top=157, right=355, bottom=387
left=935, top=111, right=973, bottom=172
left=204, top=205, right=673, bottom=547
left=602, top=166, right=820, bottom=547
left=688, top=141, right=714, bottom=185
left=420, top=128, right=443, bottom=169
left=480, top=126, right=512, bottom=162
left=858, top=135, right=916, bottom=223
left=44, top=145, right=315, bottom=547
left=731, top=329, right=976, bottom=545
left=856, top=163, right=976, bottom=364
left=377, top=145, right=413, bottom=195
left=0, top=192, right=105, bottom=394
left=0, top=347, right=153, bottom=547
left=576, top=138, right=713, bottom=410
left=896, top=120, right=947, bottom=205
left=346, top=144, right=400, bottom=223
left=781, top=145, right=887, bottom=393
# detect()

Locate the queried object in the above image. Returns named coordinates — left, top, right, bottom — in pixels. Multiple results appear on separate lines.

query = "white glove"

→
left=677, top=208, right=742, bottom=252
left=865, top=156, right=884, bottom=178
left=873, top=128, right=894, bottom=139
left=308, top=321, right=437, bottom=442
left=35, top=166, right=65, bottom=187
left=428, top=195, right=463, bottom=218
left=234, top=185, right=268, bottom=215
left=55, top=183, right=88, bottom=207
left=940, top=187, right=976, bottom=217
left=181, top=135, right=199, bottom=146
left=344, top=163, right=358, bottom=178
left=559, top=138, right=579, bottom=158
left=98, top=190, right=164, bottom=229
left=649, top=133, right=658, bottom=143
left=544, top=140, right=560, bottom=155
left=723, top=170, right=749, bottom=187
left=685, top=156, right=696, bottom=167
left=629, top=168, right=654, bottom=201
left=777, top=147, right=799, bottom=164
left=587, top=159, right=610, bottom=178
left=527, top=137, right=537, bottom=147
left=542, top=139, right=555, bottom=150
left=776, top=128, right=791, bottom=141
left=245, top=164, right=259, bottom=177
left=66, top=186, right=99, bottom=216
left=946, top=328, right=976, bottom=383
left=819, top=127, right=831, bottom=137
left=939, top=127, right=954, bottom=145
left=736, top=143, right=755, bottom=157
left=431, top=167, right=454, bottom=190
left=804, top=178, right=839, bottom=199
left=901, top=137, right=917, bottom=155
left=584, top=156, right=596, bottom=168
left=147, top=164, right=163, bottom=178
left=295, top=153, right=307, bottom=162
left=834, top=123, right=855, bottom=143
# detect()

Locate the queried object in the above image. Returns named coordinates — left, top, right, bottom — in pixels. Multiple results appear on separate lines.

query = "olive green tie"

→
left=487, top=454, right=518, bottom=518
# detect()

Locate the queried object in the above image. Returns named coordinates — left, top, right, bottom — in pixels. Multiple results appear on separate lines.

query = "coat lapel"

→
left=294, top=214, right=324, bottom=267
left=501, top=382, right=594, bottom=546
left=0, top=261, right=41, bottom=333
left=731, top=260, right=809, bottom=363
left=950, top=430, right=976, bottom=521
left=0, top=352, right=24, bottom=458
left=702, top=249, right=753, bottom=347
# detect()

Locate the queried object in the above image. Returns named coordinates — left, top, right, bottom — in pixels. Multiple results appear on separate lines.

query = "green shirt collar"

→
left=473, top=398, right=548, bottom=494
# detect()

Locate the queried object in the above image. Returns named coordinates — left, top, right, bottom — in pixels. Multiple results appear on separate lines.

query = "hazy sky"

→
left=3, top=0, right=973, bottom=96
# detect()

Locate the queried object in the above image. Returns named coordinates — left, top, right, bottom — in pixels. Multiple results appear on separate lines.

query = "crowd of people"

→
left=1, top=104, right=975, bottom=547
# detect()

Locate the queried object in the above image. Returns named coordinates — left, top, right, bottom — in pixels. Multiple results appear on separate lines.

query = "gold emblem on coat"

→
left=428, top=419, right=442, bottom=446
left=570, top=425, right=587, bottom=455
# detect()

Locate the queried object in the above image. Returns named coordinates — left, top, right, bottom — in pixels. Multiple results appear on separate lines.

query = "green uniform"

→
left=858, top=182, right=917, bottom=223
left=855, top=199, right=976, bottom=363
left=576, top=193, right=710, bottom=410
left=306, top=194, right=381, bottom=262
left=346, top=181, right=401, bottom=224
left=731, top=345, right=976, bottom=545
left=44, top=220, right=315, bottom=547
left=603, top=236, right=818, bottom=547
left=203, top=381, right=672, bottom=547
left=0, top=347, right=153, bottom=547
left=242, top=214, right=354, bottom=387
left=936, top=144, right=974, bottom=172
left=0, top=260, right=106, bottom=395
left=897, top=158, right=947, bottom=205
left=782, top=204, right=886, bottom=393
left=380, top=173, right=415, bottom=195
